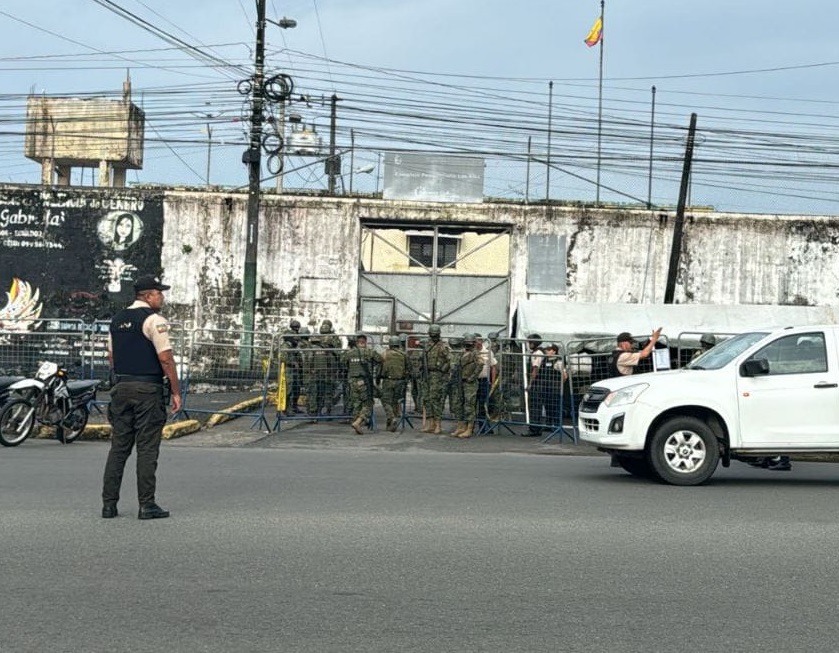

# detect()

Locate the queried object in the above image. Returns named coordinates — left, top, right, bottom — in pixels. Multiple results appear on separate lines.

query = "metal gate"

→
left=358, top=221, right=511, bottom=336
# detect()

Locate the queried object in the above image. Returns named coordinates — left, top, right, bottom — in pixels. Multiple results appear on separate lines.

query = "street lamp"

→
left=193, top=108, right=225, bottom=188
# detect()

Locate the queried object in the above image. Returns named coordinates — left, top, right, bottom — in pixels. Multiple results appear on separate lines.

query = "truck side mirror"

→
left=741, top=358, right=770, bottom=377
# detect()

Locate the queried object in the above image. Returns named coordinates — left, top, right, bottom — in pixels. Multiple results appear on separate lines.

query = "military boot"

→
left=421, top=413, right=435, bottom=433
left=351, top=417, right=364, bottom=434
left=433, top=419, right=443, bottom=435
left=449, top=421, right=466, bottom=437
left=457, top=422, right=475, bottom=439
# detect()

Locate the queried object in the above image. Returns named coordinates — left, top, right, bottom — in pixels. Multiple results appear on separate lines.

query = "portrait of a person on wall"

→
left=98, top=211, right=144, bottom=251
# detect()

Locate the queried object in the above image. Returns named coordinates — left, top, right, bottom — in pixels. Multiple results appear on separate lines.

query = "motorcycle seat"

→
left=0, top=376, right=24, bottom=391
left=66, top=380, right=101, bottom=395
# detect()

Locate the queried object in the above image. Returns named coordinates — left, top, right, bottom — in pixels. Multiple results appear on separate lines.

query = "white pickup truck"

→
left=578, top=324, right=839, bottom=485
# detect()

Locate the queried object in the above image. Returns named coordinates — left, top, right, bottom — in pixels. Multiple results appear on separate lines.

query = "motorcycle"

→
left=0, top=361, right=100, bottom=447
left=0, top=375, right=25, bottom=406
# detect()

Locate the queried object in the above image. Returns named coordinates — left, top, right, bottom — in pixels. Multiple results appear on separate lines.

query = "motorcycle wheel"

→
left=57, top=406, right=89, bottom=444
left=0, top=399, right=37, bottom=447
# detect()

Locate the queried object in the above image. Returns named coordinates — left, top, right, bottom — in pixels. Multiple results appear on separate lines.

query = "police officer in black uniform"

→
left=101, top=275, right=182, bottom=520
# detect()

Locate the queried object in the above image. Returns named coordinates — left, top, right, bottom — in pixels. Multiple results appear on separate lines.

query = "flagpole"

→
left=595, top=0, right=605, bottom=206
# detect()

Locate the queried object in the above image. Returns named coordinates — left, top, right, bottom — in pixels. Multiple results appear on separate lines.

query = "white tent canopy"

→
left=514, top=300, right=839, bottom=347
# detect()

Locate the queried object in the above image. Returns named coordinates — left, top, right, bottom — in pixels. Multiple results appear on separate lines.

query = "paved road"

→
left=2, top=439, right=839, bottom=652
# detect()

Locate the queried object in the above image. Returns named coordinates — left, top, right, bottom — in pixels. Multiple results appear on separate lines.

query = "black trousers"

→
left=102, top=381, right=166, bottom=506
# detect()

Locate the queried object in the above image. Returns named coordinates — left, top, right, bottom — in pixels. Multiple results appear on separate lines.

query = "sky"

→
left=2, top=1, right=839, bottom=215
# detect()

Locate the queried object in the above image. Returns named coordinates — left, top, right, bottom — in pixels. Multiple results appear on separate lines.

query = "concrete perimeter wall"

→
left=2, top=183, right=837, bottom=333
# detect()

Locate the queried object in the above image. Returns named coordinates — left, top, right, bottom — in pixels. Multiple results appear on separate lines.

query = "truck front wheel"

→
left=649, top=416, right=720, bottom=486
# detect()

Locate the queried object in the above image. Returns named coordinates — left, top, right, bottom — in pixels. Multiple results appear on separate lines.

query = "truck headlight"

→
left=604, top=383, right=649, bottom=408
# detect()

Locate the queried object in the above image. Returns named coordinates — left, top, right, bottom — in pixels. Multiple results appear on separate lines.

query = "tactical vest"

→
left=607, top=349, right=625, bottom=378
left=346, top=348, right=372, bottom=378
left=425, top=340, right=450, bottom=373
left=110, top=307, right=164, bottom=376
left=381, top=349, right=406, bottom=379
left=459, top=349, right=481, bottom=383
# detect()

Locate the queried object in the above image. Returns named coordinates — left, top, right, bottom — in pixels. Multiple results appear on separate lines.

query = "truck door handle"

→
left=813, top=382, right=838, bottom=389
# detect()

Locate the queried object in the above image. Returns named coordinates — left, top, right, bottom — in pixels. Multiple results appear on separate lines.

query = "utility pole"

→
left=205, top=121, right=212, bottom=188
left=241, top=0, right=266, bottom=367
left=664, top=112, right=698, bottom=304
left=327, top=94, right=338, bottom=195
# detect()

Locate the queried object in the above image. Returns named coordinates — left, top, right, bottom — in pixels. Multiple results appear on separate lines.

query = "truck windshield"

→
left=687, top=331, right=769, bottom=370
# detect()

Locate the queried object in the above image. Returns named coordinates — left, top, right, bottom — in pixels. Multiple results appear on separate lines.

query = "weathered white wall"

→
left=159, top=193, right=839, bottom=333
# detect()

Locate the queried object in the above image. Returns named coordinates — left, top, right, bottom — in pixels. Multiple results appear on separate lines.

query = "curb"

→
left=46, top=419, right=204, bottom=441
left=204, top=397, right=266, bottom=428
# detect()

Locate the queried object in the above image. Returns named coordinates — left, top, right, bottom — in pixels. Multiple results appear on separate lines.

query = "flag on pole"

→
left=584, top=17, right=603, bottom=47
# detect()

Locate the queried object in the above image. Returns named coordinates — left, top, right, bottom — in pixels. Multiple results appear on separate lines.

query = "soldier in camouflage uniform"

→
left=278, top=329, right=303, bottom=415
left=451, top=333, right=482, bottom=438
left=342, top=333, right=383, bottom=434
left=296, top=327, right=312, bottom=412
left=445, top=336, right=464, bottom=435
left=305, top=334, right=326, bottom=420
left=421, top=324, right=450, bottom=434
left=379, top=335, right=408, bottom=432
left=318, top=319, right=342, bottom=414
left=406, top=335, right=424, bottom=416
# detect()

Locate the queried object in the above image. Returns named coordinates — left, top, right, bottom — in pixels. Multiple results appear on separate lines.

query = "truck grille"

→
left=579, top=386, right=609, bottom=413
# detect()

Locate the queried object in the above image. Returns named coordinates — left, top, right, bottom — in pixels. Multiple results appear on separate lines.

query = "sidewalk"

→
left=87, top=390, right=601, bottom=456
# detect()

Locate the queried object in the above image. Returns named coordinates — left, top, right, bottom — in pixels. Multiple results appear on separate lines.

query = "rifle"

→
left=359, top=350, right=378, bottom=399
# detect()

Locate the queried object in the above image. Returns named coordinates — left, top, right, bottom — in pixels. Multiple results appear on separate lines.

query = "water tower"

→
left=24, top=77, right=144, bottom=188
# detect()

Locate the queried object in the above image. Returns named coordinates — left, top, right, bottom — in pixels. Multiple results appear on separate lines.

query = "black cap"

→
left=133, top=275, right=170, bottom=292
left=617, top=332, right=635, bottom=344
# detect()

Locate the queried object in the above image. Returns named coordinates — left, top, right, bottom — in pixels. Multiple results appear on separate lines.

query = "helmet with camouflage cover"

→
left=462, top=333, right=475, bottom=346
left=388, top=335, right=401, bottom=348
left=289, top=319, right=301, bottom=332
left=700, top=333, right=717, bottom=348
left=449, top=336, right=463, bottom=348
left=428, top=324, right=441, bottom=340
left=320, top=319, right=334, bottom=334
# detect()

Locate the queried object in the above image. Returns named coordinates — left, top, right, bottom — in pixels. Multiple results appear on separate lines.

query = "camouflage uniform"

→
left=407, top=337, right=425, bottom=414
left=307, top=335, right=339, bottom=419
left=451, top=336, right=482, bottom=437
left=342, top=334, right=383, bottom=433
left=379, top=336, right=407, bottom=432
left=445, top=337, right=464, bottom=425
left=278, top=332, right=302, bottom=414
left=318, top=320, right=342, bottom=414
left=422, top=325, right=450, bottom=434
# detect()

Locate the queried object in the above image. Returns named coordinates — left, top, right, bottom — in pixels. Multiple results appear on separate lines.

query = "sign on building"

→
left=382, top=152, right=484, bottom=203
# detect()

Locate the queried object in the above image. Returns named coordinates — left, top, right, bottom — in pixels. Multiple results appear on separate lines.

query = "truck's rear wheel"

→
left=649, top=416, right=720, bottom=486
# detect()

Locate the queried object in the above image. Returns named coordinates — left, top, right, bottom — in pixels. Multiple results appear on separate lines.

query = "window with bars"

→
left=408, top=235, right=459, bottom=268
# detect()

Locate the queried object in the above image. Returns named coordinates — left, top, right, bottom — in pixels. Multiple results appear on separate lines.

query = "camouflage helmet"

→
left=356, top=332, right=368, bottom=341
left=700, top=333, right=717, bottom=347
left=320, top=319, right=333, bottom=334
left=428, top=324, right=441, bottom=335
left=388, top=335, right=401, bottom=347
left=289, top=319, right=301, bottom=331
left=462, top=333, right=475, bottom=346
left=449, top=336, right=463, bottom=348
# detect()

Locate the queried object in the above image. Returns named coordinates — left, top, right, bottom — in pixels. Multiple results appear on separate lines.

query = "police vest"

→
left=110, top=307, right=164, bottom=376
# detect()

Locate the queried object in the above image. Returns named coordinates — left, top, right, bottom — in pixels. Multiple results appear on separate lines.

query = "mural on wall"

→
left=0, top=188, right=163, bottom=323
left=0, top=277, right=43, bottom=331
